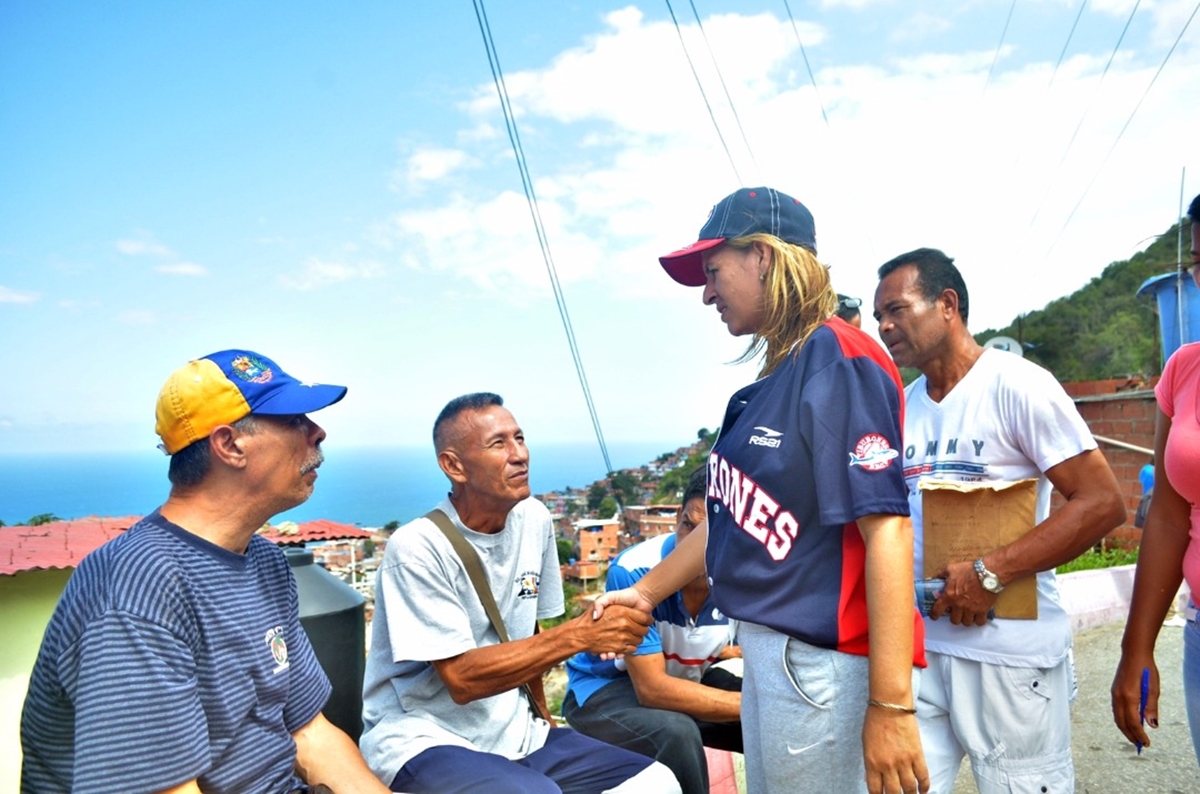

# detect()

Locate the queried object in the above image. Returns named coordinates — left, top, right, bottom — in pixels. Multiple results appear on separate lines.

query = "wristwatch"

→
left=974, top=558, right=1004, bottom=593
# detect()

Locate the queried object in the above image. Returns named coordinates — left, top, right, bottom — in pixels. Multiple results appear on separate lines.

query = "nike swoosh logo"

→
left=786, top=742, right=821, bottom=756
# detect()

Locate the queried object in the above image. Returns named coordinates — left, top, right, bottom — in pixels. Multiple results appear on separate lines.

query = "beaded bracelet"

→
left=867, top=699, right=917, bottom=714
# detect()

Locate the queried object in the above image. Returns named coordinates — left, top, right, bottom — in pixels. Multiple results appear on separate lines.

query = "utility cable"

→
left=983, top=0, right=1018, bottom=95
left=1048, top=0, right=1088, bottom=87
left=471, top=0, right=616, bottom=480
left=664, top=0, right=743, bottom=185
left=781, top=0, right=830, bottom=128
left=1027, top=0, right=1141, bottom=232
left=686, top=0, right=759, bottom=176
left=1046, top=0, right=1198, bottom=256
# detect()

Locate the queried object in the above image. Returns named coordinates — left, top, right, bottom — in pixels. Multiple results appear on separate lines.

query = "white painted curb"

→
left=1058, top=564, right=1138, bottom=633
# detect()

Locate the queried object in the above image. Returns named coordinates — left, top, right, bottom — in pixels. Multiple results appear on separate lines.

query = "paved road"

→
left=952, top=619, right=1199, bottom=793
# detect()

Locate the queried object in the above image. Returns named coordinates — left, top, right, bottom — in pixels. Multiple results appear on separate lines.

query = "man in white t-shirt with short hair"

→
left=873, top=249, right=1126, bottom=793
left=360, top=392, right=680, bottom=794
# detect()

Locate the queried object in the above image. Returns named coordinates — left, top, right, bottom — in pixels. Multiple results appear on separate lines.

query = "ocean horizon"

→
left=0, top=440, right=679, bottom=528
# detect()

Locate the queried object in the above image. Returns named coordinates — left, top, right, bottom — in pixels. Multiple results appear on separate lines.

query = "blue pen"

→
left=1137, top=667, right=1150, bottom=755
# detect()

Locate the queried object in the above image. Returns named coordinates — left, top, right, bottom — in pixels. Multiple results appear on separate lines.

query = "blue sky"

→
left=1, top=0, right=1197, bottom=455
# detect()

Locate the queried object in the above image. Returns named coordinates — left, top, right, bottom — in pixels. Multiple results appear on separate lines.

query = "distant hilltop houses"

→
left=538, top=435, right=712, bottom=587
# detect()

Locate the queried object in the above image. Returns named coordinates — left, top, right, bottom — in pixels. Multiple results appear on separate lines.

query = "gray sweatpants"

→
left=739, top=621, right=919, bottom=793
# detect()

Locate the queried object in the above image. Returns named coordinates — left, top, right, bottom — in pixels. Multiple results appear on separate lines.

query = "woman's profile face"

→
left=701, top=243, right=768, bottom=337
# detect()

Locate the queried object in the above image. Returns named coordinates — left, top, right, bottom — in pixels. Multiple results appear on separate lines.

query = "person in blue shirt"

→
left=1140, top=460, right=1156, bottom=496
left=562, top=467, right=742, bottom=794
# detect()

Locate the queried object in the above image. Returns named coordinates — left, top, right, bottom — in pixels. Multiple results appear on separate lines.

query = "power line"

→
left=1048, top=0, right=1088, bottom=87
left=664, top=0, right=743, bottom=184
left=470, top=0, right=616, bottom=478
left=1047, top=0, right=1199, bottom=255
left=1027, top=0, right=1141, bottom=232
left=685, top=0, right=759, bottom=176
left=781, top=0, right=830, bottom=128
left=983, top=0, right=1018, bottom=95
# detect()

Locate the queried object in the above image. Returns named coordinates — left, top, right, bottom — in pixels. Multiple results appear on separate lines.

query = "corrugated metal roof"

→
left=255, top=518, right=374, bottom=546
left=1, top=516, right=374, bottom=576
left=0, top=516, right=140, bottom=576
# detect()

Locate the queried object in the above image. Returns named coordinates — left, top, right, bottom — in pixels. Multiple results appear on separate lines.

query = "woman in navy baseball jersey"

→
left=595, top=187, right=928, bottom=794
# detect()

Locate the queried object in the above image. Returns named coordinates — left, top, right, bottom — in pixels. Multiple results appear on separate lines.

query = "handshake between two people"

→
left=588, top=586, right=656, bottom=660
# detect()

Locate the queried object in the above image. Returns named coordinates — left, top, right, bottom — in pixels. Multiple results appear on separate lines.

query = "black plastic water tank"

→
left=284, top=547, right=366, bottom=741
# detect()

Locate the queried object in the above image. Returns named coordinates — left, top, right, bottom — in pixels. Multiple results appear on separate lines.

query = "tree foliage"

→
left=586, top=483, right=607, bottom=512
left=556, top=538, right=575, bottom=565
left=27, top=513, right=61, bottom=526
left=973, top=220, right=1188, bottom=381
left=608, top=471, right=641, bottom=507
left=651, top=427, right=718, bottom=503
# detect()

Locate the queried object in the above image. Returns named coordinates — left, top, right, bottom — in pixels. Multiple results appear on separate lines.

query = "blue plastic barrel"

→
left=1137, top=271, right=1200, bottom=366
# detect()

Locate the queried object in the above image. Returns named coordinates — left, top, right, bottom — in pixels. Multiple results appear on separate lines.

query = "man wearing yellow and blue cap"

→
left=21, top=350, right=390, bottom=794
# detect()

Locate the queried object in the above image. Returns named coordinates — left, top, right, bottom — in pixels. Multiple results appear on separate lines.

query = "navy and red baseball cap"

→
left=658, top=187, right=817, bottom=287
left=154, top=349, right=347, bottom=454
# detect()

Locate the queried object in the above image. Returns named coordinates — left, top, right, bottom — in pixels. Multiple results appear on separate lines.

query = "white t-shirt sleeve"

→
left=536, top=508, right=566, bottom=620
left=378, top=534, right=480, bottom=664
left=1000, top=359, right=1096, bottom=472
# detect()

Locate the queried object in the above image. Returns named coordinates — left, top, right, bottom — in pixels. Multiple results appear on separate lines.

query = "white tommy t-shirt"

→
left=903, top=349, right=1096, bottom=667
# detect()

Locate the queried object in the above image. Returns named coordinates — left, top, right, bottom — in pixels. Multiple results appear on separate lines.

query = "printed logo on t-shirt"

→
left=264, top=626, right=290, bottom=673
left=516, top=571, right=540, bottom=599
left=748, top=426, right=783, bottom=448
left=848, top=434, right=899, bottom=471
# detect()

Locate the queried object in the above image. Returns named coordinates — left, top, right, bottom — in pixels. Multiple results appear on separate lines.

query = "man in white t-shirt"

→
left=360, top=392, right=680, bottom=794
left=873, top=249, right=1125, bottom=793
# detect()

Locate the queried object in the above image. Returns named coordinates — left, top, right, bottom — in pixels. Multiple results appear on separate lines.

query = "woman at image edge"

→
left=595, top=187, right=928, bottom=794
left=1112, top=196, right=1200, bottom=761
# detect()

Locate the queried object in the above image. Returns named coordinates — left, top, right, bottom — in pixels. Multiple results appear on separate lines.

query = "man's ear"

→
left=208, top=425, right=248, bottom=468
left=939, top=287, right=961, bottom=320
left=437, top=449, right=467, bottom=485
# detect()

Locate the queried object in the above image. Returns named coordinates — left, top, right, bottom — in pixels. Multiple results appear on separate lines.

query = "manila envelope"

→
left=919, top=478, right=1039, bottom=620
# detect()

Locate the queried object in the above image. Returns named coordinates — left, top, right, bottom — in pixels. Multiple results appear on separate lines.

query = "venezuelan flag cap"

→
left=154, top=349, right=347, bottom=455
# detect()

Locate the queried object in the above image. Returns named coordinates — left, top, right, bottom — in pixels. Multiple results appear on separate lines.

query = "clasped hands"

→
left=590, top=586, right=655, bottom=659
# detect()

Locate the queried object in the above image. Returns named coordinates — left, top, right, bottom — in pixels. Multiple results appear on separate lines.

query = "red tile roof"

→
left=255, top=519, right=374, bottom=546
left=0, top=516, right=373, bottom=576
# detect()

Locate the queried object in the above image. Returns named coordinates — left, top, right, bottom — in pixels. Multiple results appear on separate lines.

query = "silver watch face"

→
left=982, top=573, right=1001, bottom=592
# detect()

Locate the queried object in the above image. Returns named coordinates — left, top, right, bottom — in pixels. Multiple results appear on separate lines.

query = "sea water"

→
left=0, top=440, right=675, bottom=528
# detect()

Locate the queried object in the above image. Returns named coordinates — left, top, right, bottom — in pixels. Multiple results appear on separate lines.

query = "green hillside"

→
left=973, top=218, right=1193, bottom=382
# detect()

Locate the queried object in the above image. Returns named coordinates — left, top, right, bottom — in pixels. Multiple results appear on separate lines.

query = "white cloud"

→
left=408, top=148, right=472, bottom=182
left=57, top=299, right=100, bottom=310
left=458, top=122, right=501, bottom=144
left=820, top=0, right=893, bottom=8
left=279, top=258, right=386, bottom=291
left=404, top=4, right=1198, bottom=334
left=116, top=309, right=156, bottom=325
left=889, top=11, right=955, bottom=42
left=0, top=286, right=39, bottom=304
left=154, top=262, right=209, bottom=276
left=116, top=236, right=173, bottom=257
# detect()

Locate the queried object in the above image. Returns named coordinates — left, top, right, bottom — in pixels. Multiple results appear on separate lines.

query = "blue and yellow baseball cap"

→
left=154, top=349, right=347, bottom=454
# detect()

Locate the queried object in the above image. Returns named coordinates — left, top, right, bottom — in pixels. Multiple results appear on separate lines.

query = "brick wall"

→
left=1059, top=384, right=1157, bottom=548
